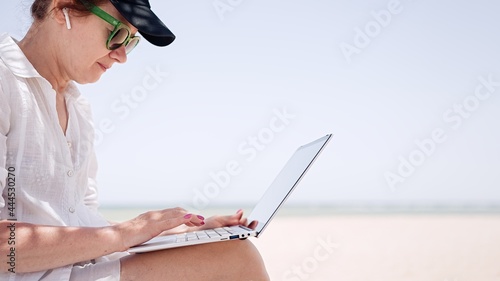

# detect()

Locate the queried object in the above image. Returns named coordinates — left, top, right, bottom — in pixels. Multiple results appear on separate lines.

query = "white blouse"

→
left=0, top=33, right=116, bottom=280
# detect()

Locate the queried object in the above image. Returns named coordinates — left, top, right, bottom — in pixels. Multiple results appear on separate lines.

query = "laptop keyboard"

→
left=175, top=227, right=240, bottom=242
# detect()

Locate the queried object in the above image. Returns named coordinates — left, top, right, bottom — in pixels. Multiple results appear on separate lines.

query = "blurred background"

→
left=3, top=0, right=500, bottom=280
left=4, top=0, right=499, bottom=212
left=4, top=1, right=500, bottom=280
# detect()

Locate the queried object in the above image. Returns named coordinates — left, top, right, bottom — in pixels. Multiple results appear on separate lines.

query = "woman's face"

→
left=63, top=1, right=138, bottom=84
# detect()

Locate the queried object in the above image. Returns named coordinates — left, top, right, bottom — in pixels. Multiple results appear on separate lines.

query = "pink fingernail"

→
left=184, top=214, right=192, bottom=219
left=197, top=215, right=205, bottom=221
left=200, top=221, right=205, bottom=225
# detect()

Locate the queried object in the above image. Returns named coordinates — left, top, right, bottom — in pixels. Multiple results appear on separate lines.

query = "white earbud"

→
left=63, top=8, right=71, bottom=30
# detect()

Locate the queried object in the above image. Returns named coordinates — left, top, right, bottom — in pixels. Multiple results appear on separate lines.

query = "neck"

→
left=18, top=22, right=70, bottom=96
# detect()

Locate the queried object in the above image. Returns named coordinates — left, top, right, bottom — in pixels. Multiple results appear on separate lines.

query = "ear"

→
left=51, top=0, right=72, bottom=27
left=52, top=6, right=68, bottom=26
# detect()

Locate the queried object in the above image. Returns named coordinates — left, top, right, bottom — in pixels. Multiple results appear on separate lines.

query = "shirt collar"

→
left=0, top=33, right=42, bottom=78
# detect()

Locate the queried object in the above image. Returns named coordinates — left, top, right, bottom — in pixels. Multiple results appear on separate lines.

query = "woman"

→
left=0, top=0, right=269, bottom=280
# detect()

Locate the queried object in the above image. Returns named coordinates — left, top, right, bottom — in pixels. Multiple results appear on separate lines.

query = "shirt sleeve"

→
left=0, top=80, right=11, bottom=212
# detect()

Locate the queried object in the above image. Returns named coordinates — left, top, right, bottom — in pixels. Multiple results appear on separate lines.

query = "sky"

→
left=2, top=0, right=499, bottom=211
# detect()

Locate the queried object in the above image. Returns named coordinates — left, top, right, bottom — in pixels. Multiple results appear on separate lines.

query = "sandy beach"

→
left=101, top=209, right=500, bottom=281
left=253, top=213, right=500, bottom=281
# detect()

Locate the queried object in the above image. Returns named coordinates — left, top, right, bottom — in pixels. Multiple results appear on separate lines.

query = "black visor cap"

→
left=109, top=0, right=175, bottom=47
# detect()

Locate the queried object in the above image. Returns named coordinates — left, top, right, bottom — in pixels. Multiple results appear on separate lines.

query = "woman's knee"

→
left=226, top=239, right=264, bottom=260
left=198, top=239, right=269, bottom=278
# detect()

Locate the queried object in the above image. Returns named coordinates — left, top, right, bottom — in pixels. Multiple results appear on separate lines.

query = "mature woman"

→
left=0, top=0, right=269, bottom=280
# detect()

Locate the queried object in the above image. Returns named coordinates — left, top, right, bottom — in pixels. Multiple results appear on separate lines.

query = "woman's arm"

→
left=0, top=208, right=204, bottom=273
left=0, top=221, right=119, bottom=273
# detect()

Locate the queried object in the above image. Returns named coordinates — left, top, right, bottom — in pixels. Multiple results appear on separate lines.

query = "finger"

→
left=181, top=213, right=196, bottom=226
left=226, top=210, right=243, bottom=225
left=235, top=209, right=244, bottom=219
left=225, top=214, right=242, bottom=226
left=186, top=214, right=205, bottom=226
left=248, top=220, right=258, bottom=230
left=235, top=210, right=250, bottom=226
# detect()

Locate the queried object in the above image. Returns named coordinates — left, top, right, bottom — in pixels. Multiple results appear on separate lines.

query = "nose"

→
left=109, top=45, right=128, bottom=63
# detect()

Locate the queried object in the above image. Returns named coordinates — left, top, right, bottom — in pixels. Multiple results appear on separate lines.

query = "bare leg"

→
left=120, top=239, right=269, bottom=281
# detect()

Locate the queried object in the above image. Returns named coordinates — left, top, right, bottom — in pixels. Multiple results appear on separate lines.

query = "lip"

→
left=97, top=63, right=110, bottom=72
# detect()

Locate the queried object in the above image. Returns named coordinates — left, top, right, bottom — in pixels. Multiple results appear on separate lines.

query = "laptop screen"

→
left=248, top=134, right=332, bottom=236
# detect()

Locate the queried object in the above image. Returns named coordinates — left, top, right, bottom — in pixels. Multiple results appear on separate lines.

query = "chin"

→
left=89, top=75, right=102, bottom=84
left=76, top=74, right=103, bottom=85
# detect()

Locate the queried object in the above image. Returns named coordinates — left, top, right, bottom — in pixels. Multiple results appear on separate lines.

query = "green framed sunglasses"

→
left=78, top=0, right=140, bottom=54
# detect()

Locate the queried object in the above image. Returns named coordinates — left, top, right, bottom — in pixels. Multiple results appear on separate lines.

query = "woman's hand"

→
left=199, top=209, right=258, bottom=230
left=111, top=207, right=205, bottom=251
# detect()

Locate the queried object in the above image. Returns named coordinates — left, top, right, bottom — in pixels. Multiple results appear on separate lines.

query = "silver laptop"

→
left=128, top=134, right=332, bottom=253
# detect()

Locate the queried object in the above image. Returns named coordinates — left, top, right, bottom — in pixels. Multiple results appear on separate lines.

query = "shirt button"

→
left=67, top=142, right=72, bottom=148
left=69, top=207, right=75, bottom=213
left=67, top=170, right=74, bottom=177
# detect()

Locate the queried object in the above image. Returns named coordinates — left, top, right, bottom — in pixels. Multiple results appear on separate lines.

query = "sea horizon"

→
left=99, top=203, right=500, bottom=222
